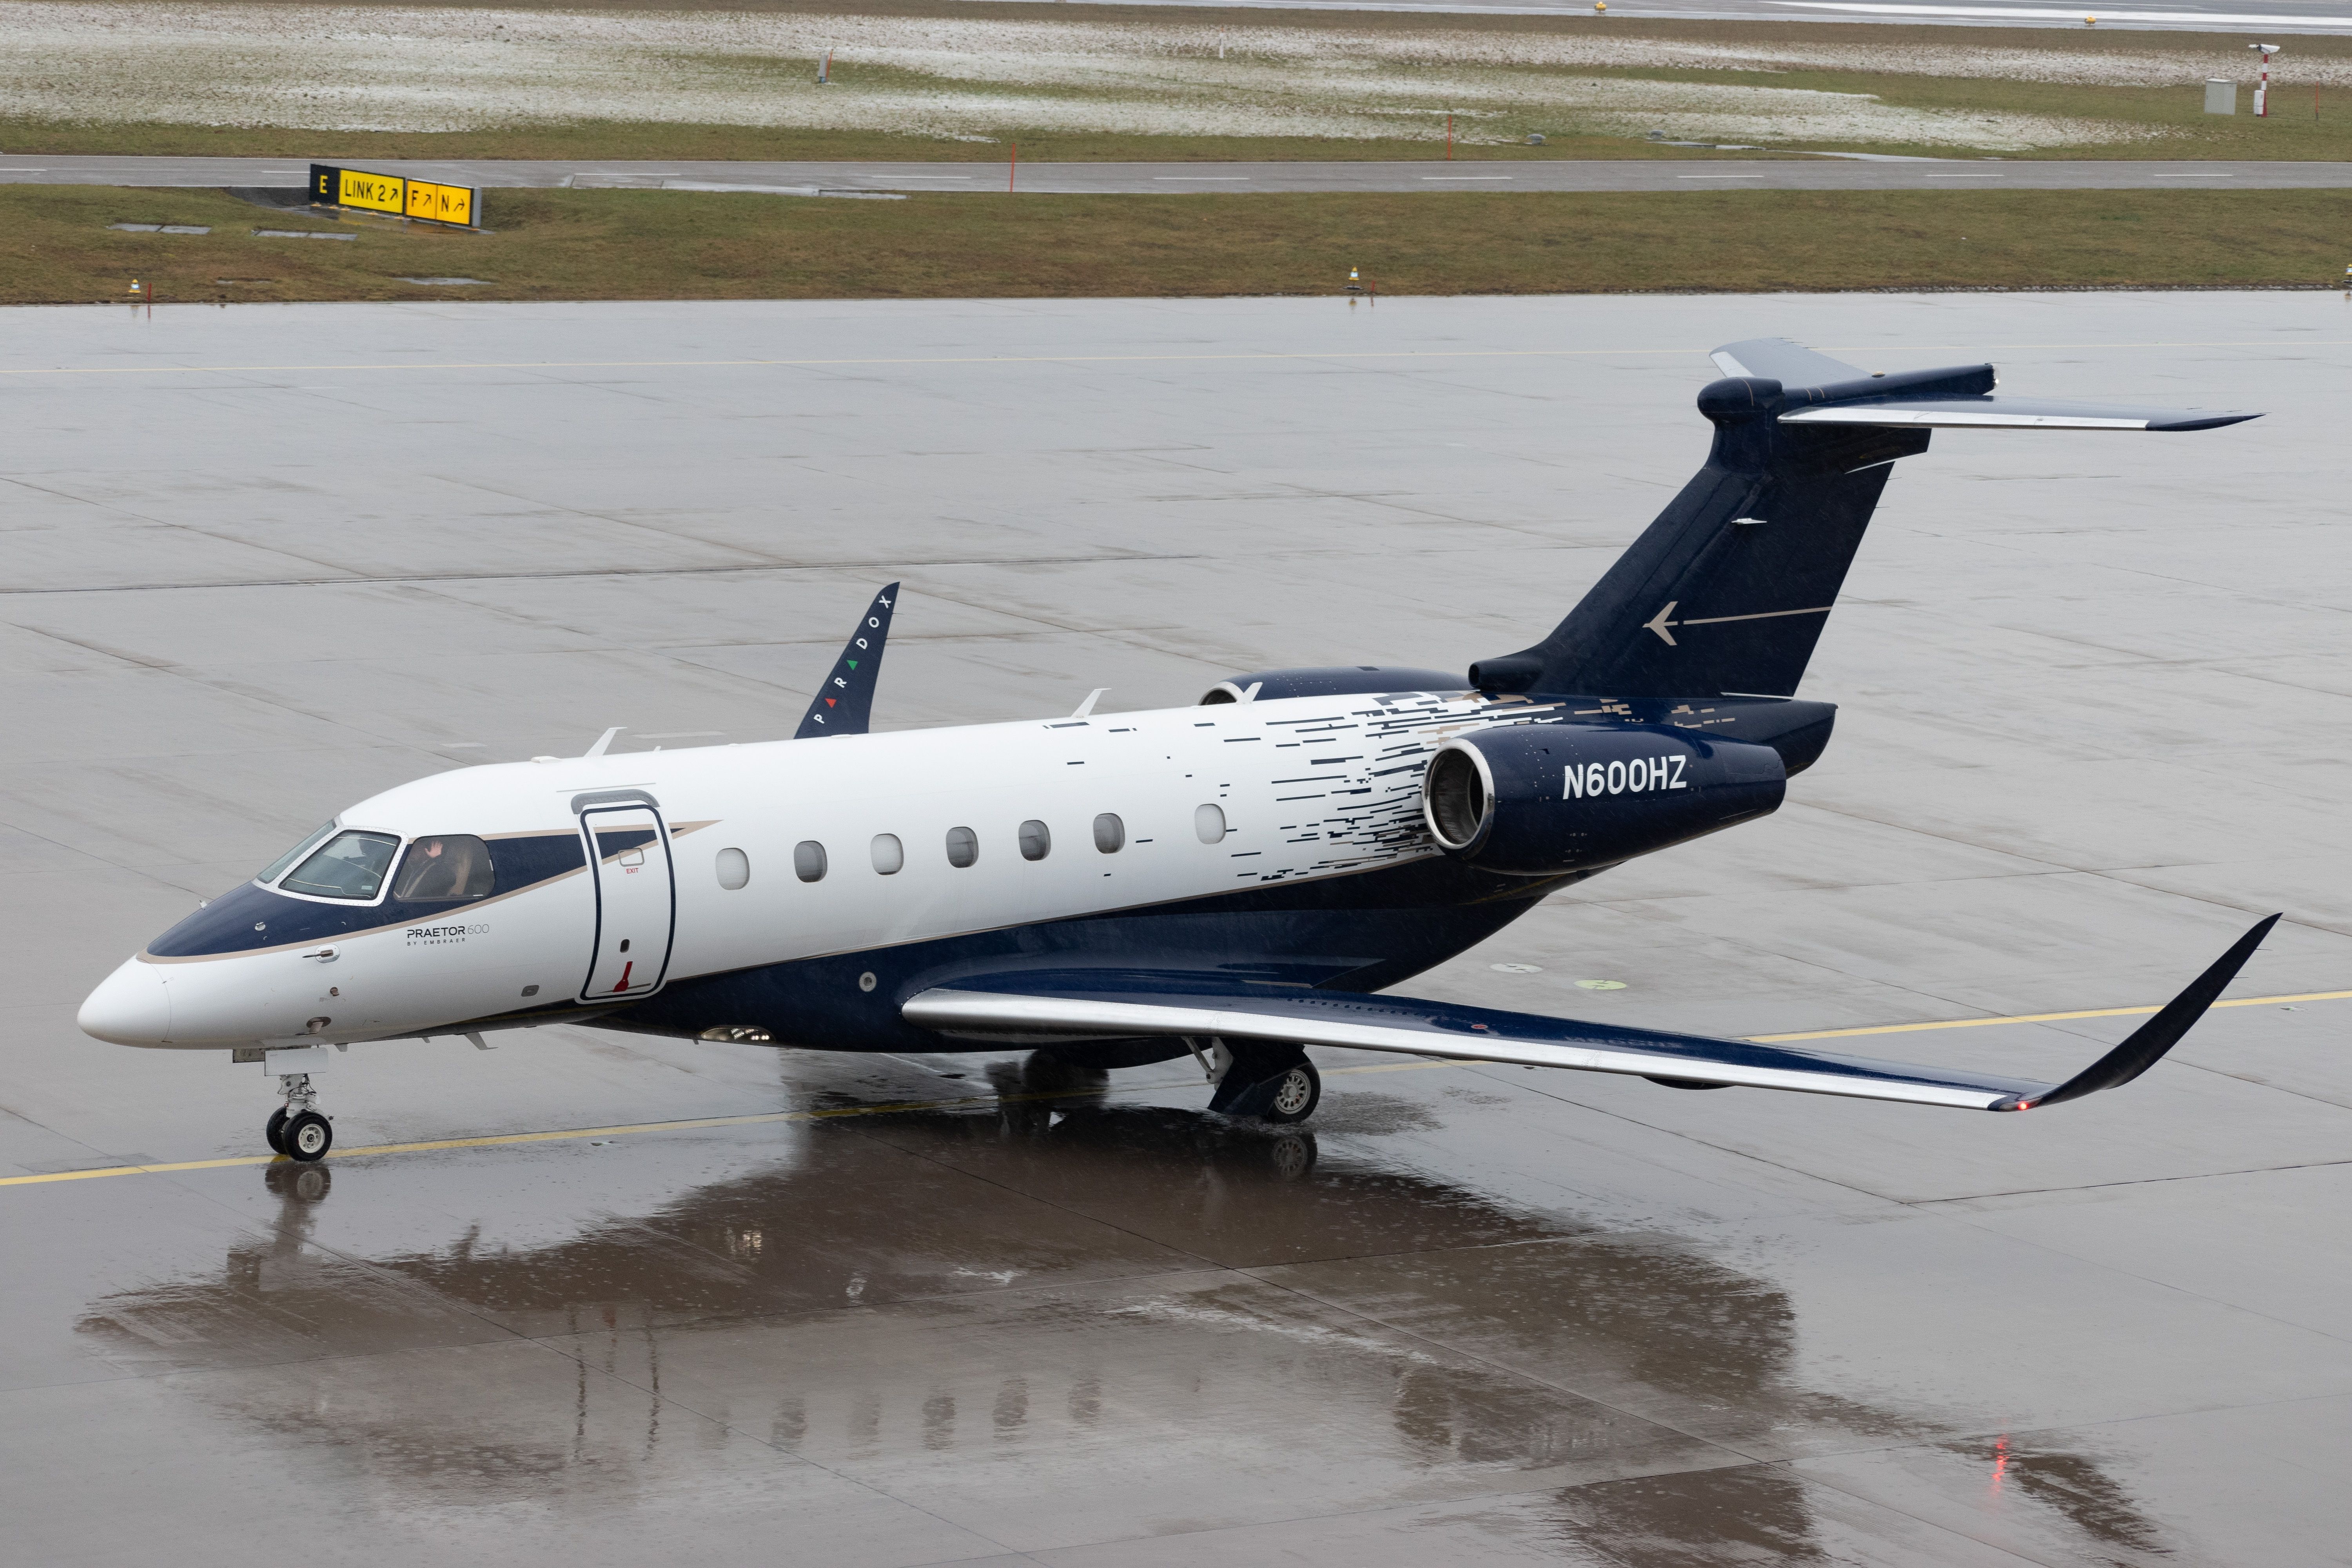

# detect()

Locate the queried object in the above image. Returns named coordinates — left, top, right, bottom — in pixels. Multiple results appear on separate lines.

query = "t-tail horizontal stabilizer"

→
left=1469, top=339, right=2259, bottom=700
left=902, top=916, right=2279, bottom=1114
left=794, top=582, right=899, bottom=740
left=1715, top=339, right=2263, bottom=432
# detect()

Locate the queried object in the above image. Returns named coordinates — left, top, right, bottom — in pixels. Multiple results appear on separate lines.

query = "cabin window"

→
left=793, top=840, right=828, bottom=883
left=715, top=848, right=751, bottom=890
left=258, top=822, right=335, bottom=885
left=871, top=834, right=904, bottom=875
left=280, top=830, right=402, bottom=901
left=392, top=835, right=495, bottom=901
left=1018, top=820, right=1051, bottom=861
left=1194, top=804, right=1227, bottom=844
left=945, top=826, right=978, bottom=868
left=1093, top=813, right=1125, bottom=853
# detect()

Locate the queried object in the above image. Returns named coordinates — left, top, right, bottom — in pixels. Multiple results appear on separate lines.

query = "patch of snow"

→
left=0, top=3, right=2184, bottom=149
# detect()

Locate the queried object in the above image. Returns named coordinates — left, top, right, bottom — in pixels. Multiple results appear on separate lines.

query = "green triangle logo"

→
left=846, top=659, right=859, bottom=670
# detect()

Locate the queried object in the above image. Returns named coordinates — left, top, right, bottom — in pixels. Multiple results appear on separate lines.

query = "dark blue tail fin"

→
left=1469, top=339, right=2256, bottom=700
left=795, top=582, right=898, bottom=739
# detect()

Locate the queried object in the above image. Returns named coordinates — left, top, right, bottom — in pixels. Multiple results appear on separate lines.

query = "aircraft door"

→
left=579, top=804, right=675, bottom=1002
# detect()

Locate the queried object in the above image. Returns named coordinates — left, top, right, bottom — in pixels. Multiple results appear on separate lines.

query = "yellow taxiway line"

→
left=0, top=1090, right=1085, bottom=1188
left=5, top=986, right=2341, bottom=1188
left=1749, top=988, right=2352, bottom=1044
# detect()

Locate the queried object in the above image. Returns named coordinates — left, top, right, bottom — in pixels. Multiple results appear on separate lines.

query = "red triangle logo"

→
left=825, top=698, right=837, bottom=707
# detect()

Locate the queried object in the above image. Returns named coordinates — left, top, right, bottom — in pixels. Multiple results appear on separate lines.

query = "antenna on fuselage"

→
left=795, top=581, right=900, bottom=740
left=584, top=727, right=624, bottom=757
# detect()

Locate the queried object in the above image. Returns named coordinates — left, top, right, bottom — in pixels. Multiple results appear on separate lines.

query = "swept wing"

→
left=905, top=916, right=2278, bottom=1113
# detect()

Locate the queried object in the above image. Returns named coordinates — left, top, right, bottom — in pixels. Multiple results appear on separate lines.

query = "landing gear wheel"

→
left=282, top=1110, right=333, bottom=1163
left=1261, top=1061, right=1321, bottom=1125
left=265, top=1107, right=289, bottom=1155
left=1268, top=1133, right=1317, bottom=1180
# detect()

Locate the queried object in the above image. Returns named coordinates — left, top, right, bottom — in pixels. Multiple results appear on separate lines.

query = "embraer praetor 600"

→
left=79, top=339, right=2278, bottom=1163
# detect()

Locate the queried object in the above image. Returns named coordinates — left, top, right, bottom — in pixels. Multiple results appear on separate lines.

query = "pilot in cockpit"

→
left=391, top=835, right=493, bottom=902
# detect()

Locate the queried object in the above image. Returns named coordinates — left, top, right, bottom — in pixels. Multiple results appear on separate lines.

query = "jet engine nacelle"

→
left=1422, top=723, right=1785, bottom=876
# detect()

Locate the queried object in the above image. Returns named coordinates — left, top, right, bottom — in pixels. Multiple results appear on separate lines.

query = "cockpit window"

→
left=258, top=822, right=336, bottom=885
left=392, top=834, right=496, bottom=901
left=279, top=831, right=402, bottom=901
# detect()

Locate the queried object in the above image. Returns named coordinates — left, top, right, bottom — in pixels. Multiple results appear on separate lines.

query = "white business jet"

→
left=80, top=340, right=2275, bottom=1161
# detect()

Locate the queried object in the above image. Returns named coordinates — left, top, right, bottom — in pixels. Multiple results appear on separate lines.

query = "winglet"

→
left=794, top=582, right=899, bottom=740
left=1997, top=914, right=2281, bottom=1111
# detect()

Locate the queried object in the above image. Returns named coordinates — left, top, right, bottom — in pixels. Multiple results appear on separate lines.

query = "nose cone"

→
left=79, top=959, right=172, bottom=1046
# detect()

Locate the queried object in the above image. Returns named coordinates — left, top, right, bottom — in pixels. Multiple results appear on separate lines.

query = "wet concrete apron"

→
left=5, top=294, right=2349, bottom=1564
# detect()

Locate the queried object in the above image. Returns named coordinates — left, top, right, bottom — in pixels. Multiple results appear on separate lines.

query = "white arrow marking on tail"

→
left=1683, top=605, right=1837, bottom=629
left=1647, top=603, right=1838, bottom=648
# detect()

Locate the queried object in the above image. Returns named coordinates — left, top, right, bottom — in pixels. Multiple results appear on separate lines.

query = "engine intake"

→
left=1423, top=723, right=1785, bottom=875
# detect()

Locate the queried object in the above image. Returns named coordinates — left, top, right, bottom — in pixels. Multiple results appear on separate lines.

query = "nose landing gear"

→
left=266, top=1072, right=334, bottom=1163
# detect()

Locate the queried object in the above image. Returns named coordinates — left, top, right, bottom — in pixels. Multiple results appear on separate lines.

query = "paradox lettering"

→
left=1564, top=755, right=1686, bottom=799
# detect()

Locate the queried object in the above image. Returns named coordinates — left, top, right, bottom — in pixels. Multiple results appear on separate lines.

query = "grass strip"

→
left=11, top=7, right=2352, bottom=163
left=17, top=79, right=2352, bottom=166
left=0, top=119, right=1732, bottom=164
left=18, top=185, right=2351, bottom=305
left=17, top=80, right=2352, bottom=166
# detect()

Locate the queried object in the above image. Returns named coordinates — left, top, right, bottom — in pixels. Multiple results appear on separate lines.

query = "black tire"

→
left=1260, top=1061, right=1321, bottom=1125
left=263, top=1162, right=332, bottom=1201
left=265, top=1107, right=289, bottom=1155
left=1268, top=1133, right=1317, bottom=1180
left=283, top=1110, right=333, bottom=1163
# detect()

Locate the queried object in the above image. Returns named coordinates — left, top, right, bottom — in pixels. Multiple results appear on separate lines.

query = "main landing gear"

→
left=1194, top=1038, right=1323, bottom=1125
left=264, top=1072, right=334, bottom=1163
left=1263, top=1061, right=1322, bottom=1125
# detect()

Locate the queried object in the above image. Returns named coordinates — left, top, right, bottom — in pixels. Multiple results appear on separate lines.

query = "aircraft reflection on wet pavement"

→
left=78, top=338, right=2275, bottom=1163
left=74, top=1058, right=2181, bottom=1564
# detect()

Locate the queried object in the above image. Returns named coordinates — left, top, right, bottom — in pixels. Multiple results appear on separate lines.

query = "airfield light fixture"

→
left=2252, top=44, right=2281, bottom=117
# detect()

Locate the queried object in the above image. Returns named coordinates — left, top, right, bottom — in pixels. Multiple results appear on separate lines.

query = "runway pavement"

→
left=1076, top=0, right=2352, bottom=29
left=12, top=151, right=2352, bottom=195
left=5, top=293, right=2350, bottom=1565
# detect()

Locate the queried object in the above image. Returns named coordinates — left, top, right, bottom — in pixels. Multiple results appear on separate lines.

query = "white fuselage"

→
left=82, top=690, right=1527, bottom=1051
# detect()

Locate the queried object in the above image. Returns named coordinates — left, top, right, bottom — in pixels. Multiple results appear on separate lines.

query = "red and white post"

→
left=2252, top=43, right=2280, bottom=118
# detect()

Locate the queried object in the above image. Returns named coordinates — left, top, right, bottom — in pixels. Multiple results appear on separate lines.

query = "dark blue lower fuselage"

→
left=599, top=853, right=1586, bottom=1054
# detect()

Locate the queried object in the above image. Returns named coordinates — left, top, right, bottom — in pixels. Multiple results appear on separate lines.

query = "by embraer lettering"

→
left=1564, top=756, right=1686, bottom=799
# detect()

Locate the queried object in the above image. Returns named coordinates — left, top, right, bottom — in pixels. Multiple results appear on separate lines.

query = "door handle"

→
left=304, top=947, right=339, bottom=963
